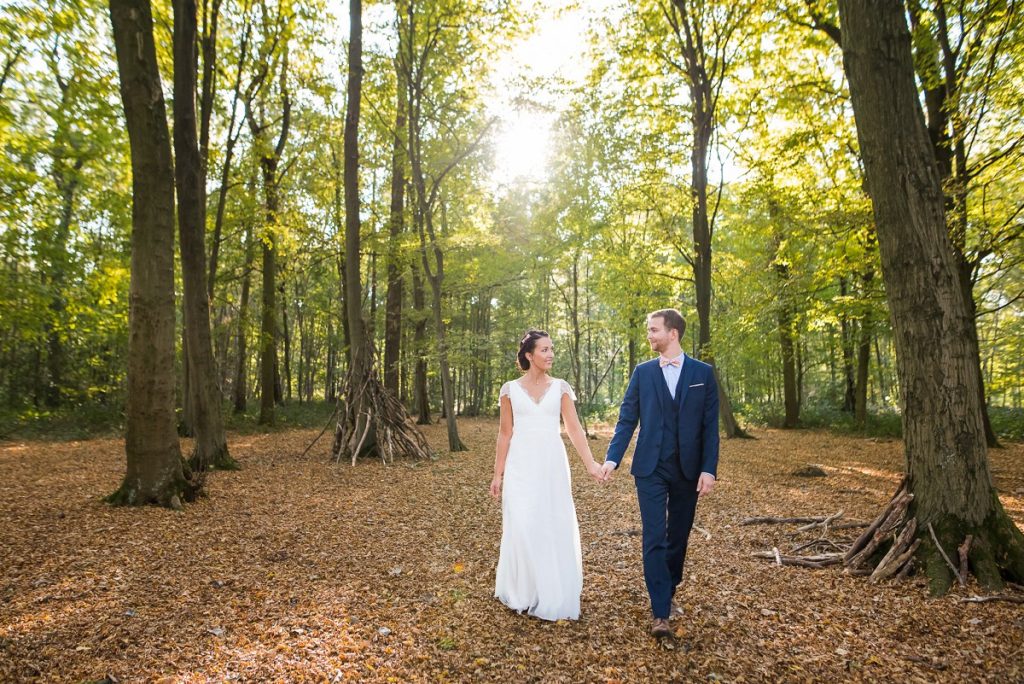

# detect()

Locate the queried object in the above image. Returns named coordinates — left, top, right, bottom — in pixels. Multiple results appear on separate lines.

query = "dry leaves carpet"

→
left=2, top=420, right=1023, bottom=682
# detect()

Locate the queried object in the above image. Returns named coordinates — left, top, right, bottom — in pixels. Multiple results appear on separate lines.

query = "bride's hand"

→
left=586, top=461, right=605, bottom=483
left=489, top=474, right=502, bottom=499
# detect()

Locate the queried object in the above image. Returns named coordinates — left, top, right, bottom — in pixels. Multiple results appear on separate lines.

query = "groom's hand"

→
left=697, top=472, right=716, bottom=497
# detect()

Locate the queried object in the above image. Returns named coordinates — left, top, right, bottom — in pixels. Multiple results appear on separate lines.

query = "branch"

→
left=928, top=522, right=965, bottom=586
left=0, top=44, right=24, bottom=98
left=799, top=0, right=841, bottom=46
left=960, top=595, right=1024, bottom=605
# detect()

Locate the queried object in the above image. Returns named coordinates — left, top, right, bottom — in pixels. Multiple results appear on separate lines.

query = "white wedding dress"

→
left=494, top=378, right=583, bottom=621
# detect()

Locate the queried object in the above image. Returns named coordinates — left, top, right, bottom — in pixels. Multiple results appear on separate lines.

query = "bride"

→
left=489, top=329, right=605, bottom=621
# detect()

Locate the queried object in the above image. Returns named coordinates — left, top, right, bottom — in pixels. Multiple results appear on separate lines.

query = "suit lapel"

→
left=674, top=355, right=697, bottom=409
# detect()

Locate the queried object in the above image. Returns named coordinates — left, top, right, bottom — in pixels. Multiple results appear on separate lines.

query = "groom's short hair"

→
left=648, top=308, right=686, bottom=341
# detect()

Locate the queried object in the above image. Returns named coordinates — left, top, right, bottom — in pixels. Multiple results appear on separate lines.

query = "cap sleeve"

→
left=498, top=381, right=512, bottom=406
left=559, top=379, right=577, bottom=402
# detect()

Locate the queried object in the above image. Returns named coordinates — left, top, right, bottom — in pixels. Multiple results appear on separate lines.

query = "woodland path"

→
left=2, top=420, right=1023, bottom=682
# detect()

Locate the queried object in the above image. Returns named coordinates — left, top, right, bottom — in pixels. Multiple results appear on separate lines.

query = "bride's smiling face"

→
left=527, top=337, right=555, bottom=372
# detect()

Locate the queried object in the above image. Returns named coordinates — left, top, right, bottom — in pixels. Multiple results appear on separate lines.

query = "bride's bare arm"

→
left=490, top=396, right=514, bottom=498
left=561, top=394, right=605, bottom=482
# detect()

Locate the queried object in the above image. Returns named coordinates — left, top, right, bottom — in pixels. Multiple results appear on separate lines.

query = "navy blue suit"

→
left=605, top=355, right=720, bottom=619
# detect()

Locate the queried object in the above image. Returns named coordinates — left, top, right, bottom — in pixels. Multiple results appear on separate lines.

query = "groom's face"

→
left=646, top=316, right=676, bottom=353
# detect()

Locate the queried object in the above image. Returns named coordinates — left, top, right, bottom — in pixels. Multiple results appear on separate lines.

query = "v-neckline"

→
left=516, top=378, right=556, bottom=405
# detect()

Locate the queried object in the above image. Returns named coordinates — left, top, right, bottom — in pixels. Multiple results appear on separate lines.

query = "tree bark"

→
left=418, top=207, right=466, bottom=451
left=778, top=294, right=799, bottom=429
left=233, top=221, right=254, bottom=413
left=911, top=1, right=1003, bottom=448
left=257, top=160, right=278, bottom=425
left=331, top=0, right=428, bottom=465
left=246, top=52, right=290, bottom=426
left=772, top=226, right=799, bottom=428
left=333, top=0, right=377, bottom=460
left=411, top=259, right=430, bottom=424
left=343, top=0, right=368, bottom=390
left=281, top=277, right=292, bottom=402
left=838, top=277, right=856, bottom=412
left=383, top=54, right=407, bottom=395
left=667, top=0, right=750, bottom=438
left=838, top=0, right=1024, bottom=593
left=173, top=0, right=234, bottom=470
left=107, top=0, right=197, bottom=506
left=43, top=156, right=83, bottom=407
left=854, top=283, right=872, bottom=428
left=207, top=16, right=250, bottom=301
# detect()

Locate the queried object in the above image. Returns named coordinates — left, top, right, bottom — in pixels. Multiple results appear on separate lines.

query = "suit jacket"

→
left=605, top=355, right=720, bottom=479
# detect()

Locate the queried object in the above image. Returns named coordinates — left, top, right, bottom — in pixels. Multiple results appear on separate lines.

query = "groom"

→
left=601, top=309, right=719, bottom=638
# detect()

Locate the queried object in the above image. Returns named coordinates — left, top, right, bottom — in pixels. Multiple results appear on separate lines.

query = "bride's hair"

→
left=517, top=329, right=550, bottom=371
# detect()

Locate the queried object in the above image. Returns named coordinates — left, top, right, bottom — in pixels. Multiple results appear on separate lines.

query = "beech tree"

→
left=106, top=0, right=199, bottom=506
left=837, top=0, right=1023, bottom=593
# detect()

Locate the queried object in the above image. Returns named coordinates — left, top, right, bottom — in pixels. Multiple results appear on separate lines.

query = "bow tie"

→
left=659, top=356, right=681, bottom=368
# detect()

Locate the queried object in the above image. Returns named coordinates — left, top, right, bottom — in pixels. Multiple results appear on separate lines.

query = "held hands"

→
left=585, top=460, right=606, bottom=483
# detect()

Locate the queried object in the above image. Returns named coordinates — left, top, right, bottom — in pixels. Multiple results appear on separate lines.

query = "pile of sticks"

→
left=745, top=508, right=868, bottom=570
left=843, top=480, right=919, bottom=581
left=746, top=479, right=922, bottom=582
left=331, top=354, right=433, bottom=466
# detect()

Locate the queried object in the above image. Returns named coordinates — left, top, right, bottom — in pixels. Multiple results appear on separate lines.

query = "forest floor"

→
left=1, top=419, right=1023, bottom=683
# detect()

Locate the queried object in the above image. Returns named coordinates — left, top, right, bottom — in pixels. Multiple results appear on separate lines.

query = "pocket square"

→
left=688, top=383, right=704, bottom=387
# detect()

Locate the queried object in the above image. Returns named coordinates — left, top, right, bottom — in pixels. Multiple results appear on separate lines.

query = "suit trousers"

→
left=634, top=452, right=699, bottom=619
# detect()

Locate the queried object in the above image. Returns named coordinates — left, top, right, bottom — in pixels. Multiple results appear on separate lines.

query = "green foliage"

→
left=1, top=0, right=1021, bottom=444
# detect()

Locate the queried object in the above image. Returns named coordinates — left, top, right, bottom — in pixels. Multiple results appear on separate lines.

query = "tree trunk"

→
left=107, top=0, right=198, bottom=507
left=173, top=0, right=234, bottom=470
left=244, top=40, right=290, bottom=426
left=669, top=0, right=749, bottom=439
left=838, top=0, right=1024, bottom=593
left=773, top=229, right=799, bottom=428
left=907, top=1, right=1000, bottom=449
left=343, top=0, right=369, bottom=391
left=334, top=0, right=376, bottom=460
left=383, top=62, right=406, bottom=395
left=411, top=259, right=430, bottom=424
left=332, top=0, right=429, bottom=465
left=281, top=277, right=292, bottom=402
left=258, top=160, right=278, bottom=426
left=959, top=269, right=1000, bottom=447
left=206, top=25, right=248, bottom=301
left=778, top=305, right=799, bottom=428
left=854, top=308, right=872, bottom=428
left=43, top=154, right=83, bottom=407
left=420, top=213, right=466, bottom=451
left=325, top=319, right=336, bottom=402
left=233, top=221, right=253, bottom=413
left=839, top=277, right=857, bottom=412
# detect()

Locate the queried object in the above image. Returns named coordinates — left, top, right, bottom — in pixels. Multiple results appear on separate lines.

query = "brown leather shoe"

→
left=651, top=617, right=672, bottom=638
